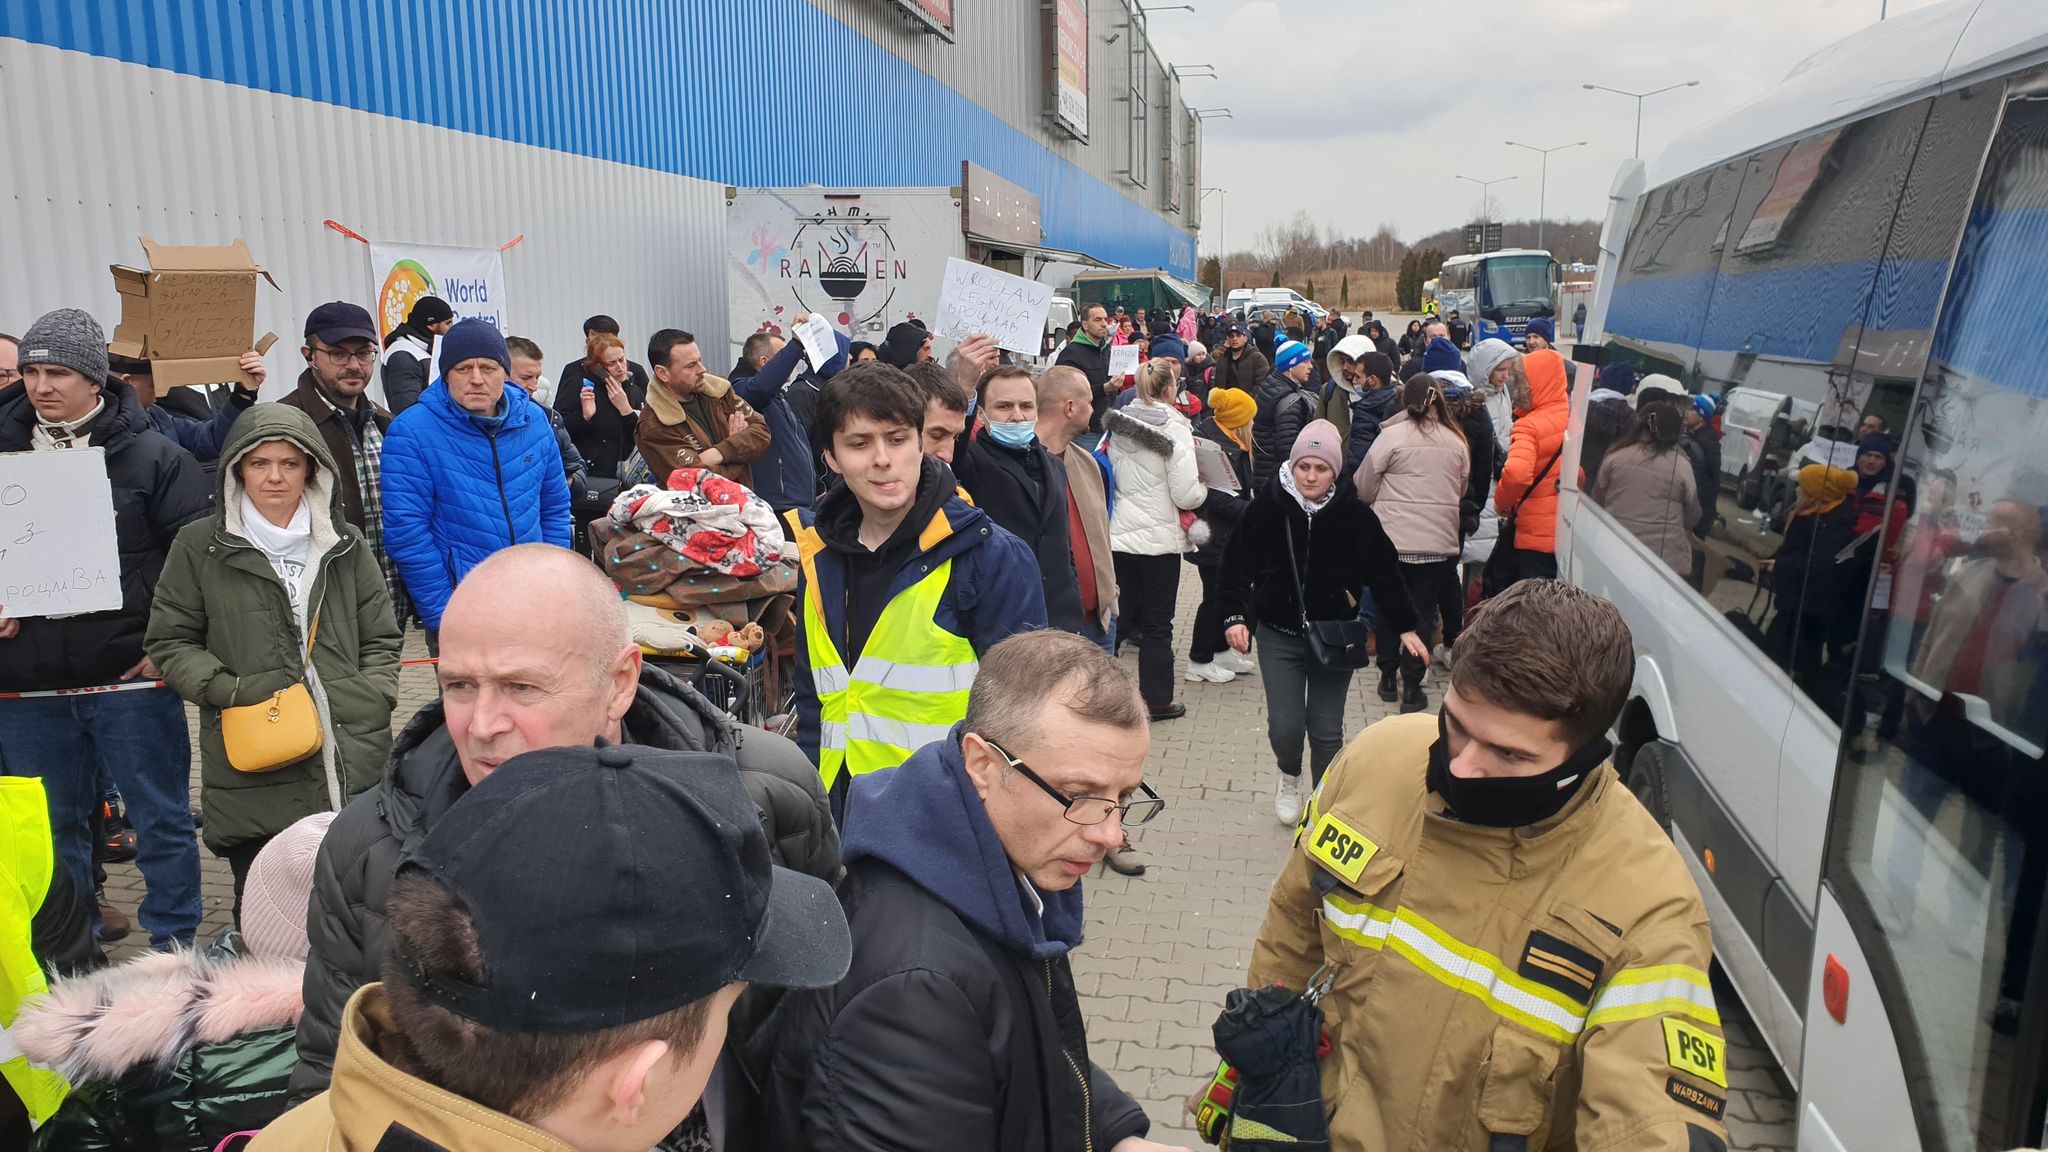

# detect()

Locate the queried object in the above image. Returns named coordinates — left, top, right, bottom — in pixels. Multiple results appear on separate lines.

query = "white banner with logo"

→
left=368, top=242, right=510, bottom=340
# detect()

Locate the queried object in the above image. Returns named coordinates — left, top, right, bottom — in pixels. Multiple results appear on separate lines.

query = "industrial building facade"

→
left=0, top=0, right=1201, bottom=378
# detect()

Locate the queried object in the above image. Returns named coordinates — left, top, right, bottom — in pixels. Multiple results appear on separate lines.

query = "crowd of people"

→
left=0, top=288, right=1734, bottom=1152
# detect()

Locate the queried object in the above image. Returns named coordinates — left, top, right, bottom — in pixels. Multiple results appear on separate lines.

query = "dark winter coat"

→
left=380, top=380, right=572, bottom=631
left=0, top=377, right=211, bottom=692
left=1188, top=417, right=1250, bottom=568
left=1250, top=371, right=1318, bottom=490
left=1683, top=426, right=1722, bottom=536
left=1219, top=476, right=1417, bottom=638
left=952, top=428, right=1086, bottom=633
left=275, top=370, right=393, bottom=533
left=20, top=950, right=305, bottom=1152
left=289, top=666, right=841, bottom=1097
left=143, top=390, right=251, bottom=463
left=1211, top=345, right=1271, bottom=396
left=731, top=332, right=846, bottom=513
left=146, top=406, right=402, bottom=854
left=1343, top=384, right=1403, bottom=475
left=1054, top=333, right=1113, bottom=432
left=1450, top=393, right=1498, bottom=539
left=737, top=733, right=1150, bottom=1152
left=553, top=358, right=650, bottom=479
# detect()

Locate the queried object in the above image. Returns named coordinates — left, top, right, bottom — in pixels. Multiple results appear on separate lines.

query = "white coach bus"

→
left=1562, top=1, right=2048, bottom=1148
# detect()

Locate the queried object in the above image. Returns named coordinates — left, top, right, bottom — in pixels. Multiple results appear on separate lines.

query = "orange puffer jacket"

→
left=1494, top=350, right=1572, bottom=554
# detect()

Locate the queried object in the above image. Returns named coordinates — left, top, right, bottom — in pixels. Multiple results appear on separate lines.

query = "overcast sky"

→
left=1144, top=0, right=1947, bottom=254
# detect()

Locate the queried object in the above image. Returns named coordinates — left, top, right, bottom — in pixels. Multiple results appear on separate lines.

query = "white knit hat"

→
left=241, top=811, right=335, bottom=962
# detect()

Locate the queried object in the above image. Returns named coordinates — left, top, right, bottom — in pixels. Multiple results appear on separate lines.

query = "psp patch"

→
left=1665, top=1075, right=1726, bottom=1120
left=1304, top=811, right=1377, bottom=883
left=1662, top=1017, right=1727, bottom=1088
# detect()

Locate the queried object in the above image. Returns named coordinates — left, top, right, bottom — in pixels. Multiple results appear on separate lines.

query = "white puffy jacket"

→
left=1105, top=401, right=1206, bottom=556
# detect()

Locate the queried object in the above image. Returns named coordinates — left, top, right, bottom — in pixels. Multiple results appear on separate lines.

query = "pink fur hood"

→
left=13, top=949, right=305, bottom=1082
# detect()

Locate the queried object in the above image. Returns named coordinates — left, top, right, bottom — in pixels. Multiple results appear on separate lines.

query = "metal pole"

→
left=1538, top=153, right=1548, bottom=250
left=1634, top=96, right=1643, bottom=160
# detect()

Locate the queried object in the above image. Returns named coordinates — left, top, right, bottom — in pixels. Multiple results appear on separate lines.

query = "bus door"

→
left=1803, top=73, right=2048, bottom=1152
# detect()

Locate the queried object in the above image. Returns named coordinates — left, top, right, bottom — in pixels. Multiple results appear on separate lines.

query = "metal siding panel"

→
left=2, top=0, right=1192, bottom=274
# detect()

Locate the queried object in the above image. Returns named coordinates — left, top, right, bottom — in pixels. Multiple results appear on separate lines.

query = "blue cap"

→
left=437, top=317, right=510, bottom=377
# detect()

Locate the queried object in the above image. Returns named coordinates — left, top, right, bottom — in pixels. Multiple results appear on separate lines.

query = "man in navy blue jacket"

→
left=731, top=319, right=849, bottom=513
left=783, top=361, right=1046, bottom=819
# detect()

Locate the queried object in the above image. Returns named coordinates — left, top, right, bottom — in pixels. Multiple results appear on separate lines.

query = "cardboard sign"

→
left=109, top=238, right=280, bottom=388
left=933, top=258, right=1055, bottom=356
left=1107, top=344, right=1141, bottom=379
left=794, top=313, right=838, bottom=372
left=0, top=449, right=123, bottom=619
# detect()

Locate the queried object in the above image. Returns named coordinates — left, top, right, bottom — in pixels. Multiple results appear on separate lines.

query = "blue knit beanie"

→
left=1692, top=394, right=1717, bottom=421
left=1149, top=334, right=1189, bottom=362
left=1273, top=340, right=1312, bottom=372
left=1857, top=433, right=1898, bottom=460
left=1525, top=317, right=1556, bottom=345
left=438, top=317, right=511, bottom=377
left=1599, top=360, right=1640, bottom=395
left=1422, top=336, right=1462, bottom=374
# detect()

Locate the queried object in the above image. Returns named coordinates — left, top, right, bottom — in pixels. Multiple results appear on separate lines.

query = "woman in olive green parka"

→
left=147, top=405, right=401, bottom=913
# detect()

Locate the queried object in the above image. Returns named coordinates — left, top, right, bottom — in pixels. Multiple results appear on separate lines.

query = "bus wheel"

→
left=1625, top=740, right=1675, bottom=835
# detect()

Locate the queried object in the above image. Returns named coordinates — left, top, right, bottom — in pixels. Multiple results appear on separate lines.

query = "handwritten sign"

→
left=933, top=258, right=1056, bottom=356
left=1107, top=344, right=1141, bottom=379
left=0, top=449, right=123, bottom=619
left=794, top=313, right=839, bottom=372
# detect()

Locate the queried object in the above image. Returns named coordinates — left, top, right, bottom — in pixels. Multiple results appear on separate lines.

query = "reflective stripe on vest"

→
left=1, top=776, right=71, bottom=1127
left=790, top=514, right=979, bottom=790
left=1320, top=892, right=1717, bottom=1045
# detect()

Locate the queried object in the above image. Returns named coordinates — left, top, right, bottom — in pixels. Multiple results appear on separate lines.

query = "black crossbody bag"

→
left=1481, top=443, right=1564, bottom=599
left=1284, top=515, right=1374, bottom=669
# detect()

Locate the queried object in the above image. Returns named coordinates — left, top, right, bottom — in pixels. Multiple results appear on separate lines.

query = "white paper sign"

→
left=794, top=313, right=838, bottom=372
left=933, top=258, right=1056, bottom=356
left=1107, top=344, right=1141, bottom=378
left=0, top=449, right=124, bottom=619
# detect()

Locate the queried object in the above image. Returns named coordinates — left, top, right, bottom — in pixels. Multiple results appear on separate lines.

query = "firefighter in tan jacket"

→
left=1245, top=580, right=1731, bottom=1152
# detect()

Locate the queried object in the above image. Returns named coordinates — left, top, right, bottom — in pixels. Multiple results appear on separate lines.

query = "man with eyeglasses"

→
left=277, top=302, right=404, bottom=621
left=741, top=628, right=1180, bottom=1152
left=0, top=331, right=18, bottom=388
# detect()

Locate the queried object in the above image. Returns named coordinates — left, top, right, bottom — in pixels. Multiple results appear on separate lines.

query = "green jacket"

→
left=146, top=405, right=402, bottom=853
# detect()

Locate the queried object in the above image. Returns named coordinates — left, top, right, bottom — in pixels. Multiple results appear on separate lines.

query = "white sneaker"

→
left=1185, top=660, right=1236, bottom=684
left=1216, top=649, right=1257, bottom=675
left=1274, top=774, right=1306, bottom=825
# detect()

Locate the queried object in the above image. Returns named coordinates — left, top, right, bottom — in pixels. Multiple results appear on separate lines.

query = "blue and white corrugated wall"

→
left=0, top=0, right=1198, bottom=383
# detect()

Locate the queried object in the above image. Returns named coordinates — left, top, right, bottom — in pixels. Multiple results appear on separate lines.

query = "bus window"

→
left=1825, top=74, right=2048, bottom=1151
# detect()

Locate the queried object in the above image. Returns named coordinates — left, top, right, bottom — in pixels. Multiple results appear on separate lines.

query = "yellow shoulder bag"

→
left=221, top=610, right=322, bottom=774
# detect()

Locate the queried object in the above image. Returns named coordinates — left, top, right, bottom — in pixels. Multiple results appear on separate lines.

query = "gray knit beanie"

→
left=19, top=309, right=110, bottom=387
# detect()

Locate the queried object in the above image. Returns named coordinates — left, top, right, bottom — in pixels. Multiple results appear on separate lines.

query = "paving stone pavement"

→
left=101, top=581, right=1797, bottom=1149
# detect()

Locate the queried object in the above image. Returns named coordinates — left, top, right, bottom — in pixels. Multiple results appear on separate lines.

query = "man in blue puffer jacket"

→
left=381, top=319, right=571, bottom=642
left=732, top=319, right=849, bottom=513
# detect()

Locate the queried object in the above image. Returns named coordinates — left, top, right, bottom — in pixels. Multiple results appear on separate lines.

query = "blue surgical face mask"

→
left=987, top=419, right=1037, bottom=449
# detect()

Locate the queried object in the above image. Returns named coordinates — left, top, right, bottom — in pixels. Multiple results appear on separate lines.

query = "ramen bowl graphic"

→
left=378, top=259, right=439, bottom=338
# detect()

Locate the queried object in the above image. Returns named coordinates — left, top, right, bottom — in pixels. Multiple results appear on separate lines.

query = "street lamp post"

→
left=1453, top=175, right=1517, bottom=252
left=1582, top=80, right=1700, bottom=159
left=1200, top=187, right=1227, bottom=268
left=1504, top=139, right=1587, bottom=250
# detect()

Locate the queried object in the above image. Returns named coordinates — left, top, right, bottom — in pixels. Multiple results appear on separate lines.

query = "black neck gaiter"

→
left=1426, top=711, right=1611, bottom=828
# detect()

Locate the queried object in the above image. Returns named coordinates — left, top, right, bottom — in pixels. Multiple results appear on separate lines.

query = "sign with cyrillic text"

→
left=0, top=449, right=123, bottom=619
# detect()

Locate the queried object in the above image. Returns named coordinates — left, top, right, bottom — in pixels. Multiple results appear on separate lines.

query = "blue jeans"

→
left=0, top=689, right=201, bottom=946
left=1079, top=616, right=1118, bottom=656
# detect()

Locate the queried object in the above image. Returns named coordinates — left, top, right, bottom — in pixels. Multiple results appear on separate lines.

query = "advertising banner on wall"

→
left=1050, top=0, right=1088, bottom=140
left=368, top=242, right=510, bottom=339
left=889, top=0, right=954, bottom=40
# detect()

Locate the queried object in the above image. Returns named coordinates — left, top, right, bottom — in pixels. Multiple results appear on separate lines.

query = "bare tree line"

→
left=1221, top=208, right=1600, bottom=281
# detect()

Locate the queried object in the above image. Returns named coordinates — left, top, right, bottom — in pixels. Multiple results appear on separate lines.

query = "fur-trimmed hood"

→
left=14, top=949, right=305, bottom=1082
left=1104, top=404, right=1177, bottom=458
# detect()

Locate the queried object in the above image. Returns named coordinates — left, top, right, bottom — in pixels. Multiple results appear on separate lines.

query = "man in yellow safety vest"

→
left=786, top=361, right=1047, bottom=820
left=1, top=775, right=100, bottom=1140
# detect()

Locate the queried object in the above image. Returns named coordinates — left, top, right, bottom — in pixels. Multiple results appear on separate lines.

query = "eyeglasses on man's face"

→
left=313, top=343, right=379, bottom=366
left=981, top=737, right=1164, bottom=827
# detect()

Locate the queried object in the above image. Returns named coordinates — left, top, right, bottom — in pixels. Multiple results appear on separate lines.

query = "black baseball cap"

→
left=304, top=302, right=378, bottom=346
left=393, top=744, right=851, bottom=1033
